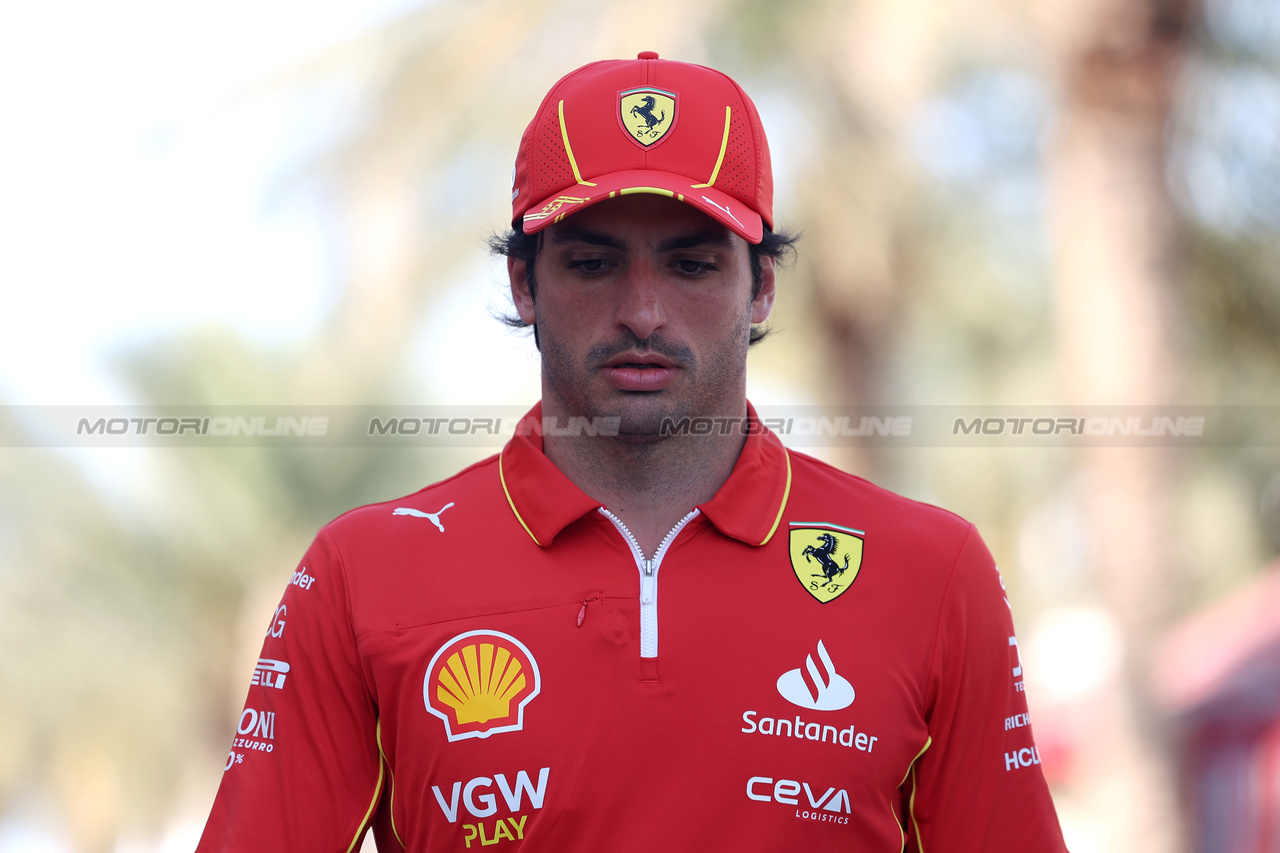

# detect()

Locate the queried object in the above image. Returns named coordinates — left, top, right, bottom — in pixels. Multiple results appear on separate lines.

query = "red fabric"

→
left=198, top=404, right=1067, bottom=852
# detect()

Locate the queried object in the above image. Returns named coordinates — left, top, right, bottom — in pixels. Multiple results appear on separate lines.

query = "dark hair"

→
left=488, top=224, right=799, bottom=348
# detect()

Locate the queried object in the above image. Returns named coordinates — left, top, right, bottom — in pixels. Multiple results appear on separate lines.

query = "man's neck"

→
left=542, top=406, right=748, bottom=555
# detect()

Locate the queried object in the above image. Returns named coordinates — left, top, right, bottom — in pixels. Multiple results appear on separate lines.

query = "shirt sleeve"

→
left=907, top=524, right=1069, bottom=852
left=197, top=528, right=384, bottom=853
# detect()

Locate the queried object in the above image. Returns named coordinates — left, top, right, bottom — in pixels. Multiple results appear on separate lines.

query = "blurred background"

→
left=2, top=0, right=1279, bottom=850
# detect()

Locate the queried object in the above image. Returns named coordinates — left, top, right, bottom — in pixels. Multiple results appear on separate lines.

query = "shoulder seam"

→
left=327, top=454, right=500, bottom=524
left=318, top=526, right=378, bottom=704
left=921, top=522, right=978, bottom=720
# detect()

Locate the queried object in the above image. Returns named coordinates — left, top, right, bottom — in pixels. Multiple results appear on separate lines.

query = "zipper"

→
left=576, top=596, right=599, bottom=628
left=598, top=507, right=700, bottom=658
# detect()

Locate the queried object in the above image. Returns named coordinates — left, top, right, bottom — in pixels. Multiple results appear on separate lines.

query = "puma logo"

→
left=393, top=503, right=455, bottom=532
left=701, top=196, right=745, bottom=229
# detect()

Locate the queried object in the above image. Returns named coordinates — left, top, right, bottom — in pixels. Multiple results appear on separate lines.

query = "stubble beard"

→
left=538, top=314, right=753, bottom=445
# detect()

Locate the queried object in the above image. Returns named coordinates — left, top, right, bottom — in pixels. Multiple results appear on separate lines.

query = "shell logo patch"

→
left=424, top=630, right=541, bottom=742
left=619, top=87, right=677, bottom=147
left=788, top=523, right=865, bottom=604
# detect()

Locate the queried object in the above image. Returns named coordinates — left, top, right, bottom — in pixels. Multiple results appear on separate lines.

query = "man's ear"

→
left=509, top=257, right=537, bottom=324
left=750, top=254, right=776, bottom=324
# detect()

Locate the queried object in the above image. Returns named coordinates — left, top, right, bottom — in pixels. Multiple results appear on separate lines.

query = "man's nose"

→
left=613, top=263, right=668, bottom=340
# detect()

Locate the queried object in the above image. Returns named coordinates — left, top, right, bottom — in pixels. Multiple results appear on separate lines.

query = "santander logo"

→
left=776, top=640, right=855, bottom=711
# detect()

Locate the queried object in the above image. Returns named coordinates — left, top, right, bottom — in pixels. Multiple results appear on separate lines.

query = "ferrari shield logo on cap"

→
left=619, top=87, right=677, bottom=147
left=788, top=523, right=864, bottom=604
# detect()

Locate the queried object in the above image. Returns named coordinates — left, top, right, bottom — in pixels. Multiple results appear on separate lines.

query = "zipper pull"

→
left=577, top=596, right=599, bottom=628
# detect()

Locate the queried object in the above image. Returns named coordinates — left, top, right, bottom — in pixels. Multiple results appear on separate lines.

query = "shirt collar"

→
left=697, top=401, right=792, bottom=546
left=499, top=401, right=791, bottom=547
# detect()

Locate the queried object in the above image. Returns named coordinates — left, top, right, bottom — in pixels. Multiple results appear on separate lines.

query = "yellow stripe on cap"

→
left=558, top=100, right=597, bottom=188
left=692, top=106, right=732, bottom=189
left=619, top=187, right=676, bottom=198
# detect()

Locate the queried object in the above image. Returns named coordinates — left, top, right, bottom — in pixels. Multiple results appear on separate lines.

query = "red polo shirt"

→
left=198, top=403, right=1067, bottom=852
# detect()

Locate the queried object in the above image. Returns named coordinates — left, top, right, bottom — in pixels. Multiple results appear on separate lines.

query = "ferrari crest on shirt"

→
left=619, top=87, right=677, bottom=147
left=788, top=523, right=865, bottom=603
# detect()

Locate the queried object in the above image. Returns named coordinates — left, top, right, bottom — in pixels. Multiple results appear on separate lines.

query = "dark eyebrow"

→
left=546, top=226, right=627, bottom=251
left=547, top=225, right=735, bottom=253
left=656, top=229, right=735, bottom=253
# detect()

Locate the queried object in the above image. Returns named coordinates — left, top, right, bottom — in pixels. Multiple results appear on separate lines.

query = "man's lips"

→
left=600, top=353, right=681, bottom=391
left=602, top=352, right=677, bottom=369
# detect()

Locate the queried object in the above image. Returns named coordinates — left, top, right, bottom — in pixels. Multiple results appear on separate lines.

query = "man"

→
left=199, top=53, right=1068, bottom=851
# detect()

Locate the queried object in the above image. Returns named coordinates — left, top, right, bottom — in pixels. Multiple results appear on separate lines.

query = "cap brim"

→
left=520, top=169, right=764, bottom=244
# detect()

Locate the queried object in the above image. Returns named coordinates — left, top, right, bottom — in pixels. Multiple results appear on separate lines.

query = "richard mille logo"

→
left=394, top=502, right=455, bottom=532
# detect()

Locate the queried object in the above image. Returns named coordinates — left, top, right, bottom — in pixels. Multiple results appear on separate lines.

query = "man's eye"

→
left=568, top=258, right=609, bottom=274
left=675, top=259, right=717, bottom=276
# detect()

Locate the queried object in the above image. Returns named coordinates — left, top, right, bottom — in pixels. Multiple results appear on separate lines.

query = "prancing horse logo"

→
left=619, top=87, right=676, bottom=147
left=804, top=533, right=850, bottom=583
left=630, top=96, right=665, bottom=133
left=788, top=523, right=865, bottom=604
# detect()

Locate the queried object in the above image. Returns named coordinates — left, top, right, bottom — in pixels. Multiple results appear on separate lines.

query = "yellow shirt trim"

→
left=500, top=446, right=542, bottom=546
left=375, top=718, right=403, bottom=850
left=345, top=725, right=386, bottom=853
left=896, top=736, right=932, bottom=852
left=758, top=448, right=792, bottom=546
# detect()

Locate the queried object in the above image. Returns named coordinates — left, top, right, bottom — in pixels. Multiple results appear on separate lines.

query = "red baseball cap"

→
left=511, top=51, right=774, bottom=244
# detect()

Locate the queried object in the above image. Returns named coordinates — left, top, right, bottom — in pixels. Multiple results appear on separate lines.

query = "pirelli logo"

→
left=252, top=658, right=290, bottom=689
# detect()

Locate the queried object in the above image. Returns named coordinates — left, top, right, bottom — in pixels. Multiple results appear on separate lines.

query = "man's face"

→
left=509, top=194, right=775, bottom=439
